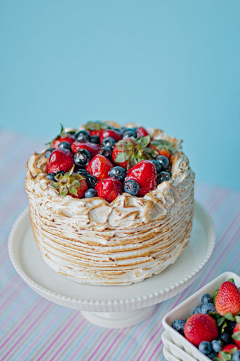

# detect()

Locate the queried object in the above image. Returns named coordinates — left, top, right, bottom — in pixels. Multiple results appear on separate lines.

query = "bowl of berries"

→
left=162, top=272, right=240, bottom=361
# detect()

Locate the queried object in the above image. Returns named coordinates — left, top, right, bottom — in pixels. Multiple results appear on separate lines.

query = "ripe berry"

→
left=85, top=175, right=97, bottom=189
left=201, top=303, right=216, bottom=314
left=90, top=135, right=100, bottom=144
left=46, top=173, right=57, bottom=181
left=123, top=130, right=135, bottom=139
left=220, top=332, right=232, bottom=344
left=184, top=314, right=218, bottom=346
left=101, top=137, right=116, bottom=148
left=100, top=129, right=122, bottom=143
left=74, top=149, right=91, bottom=166
left=124, top=179, right=139, bottom=196
left=95, top=177, right=123, bottom=202
left=71, top=141, right=100, bottom=157
left=211, top=340, right=222, bottom=353
left=233, top=351, right=240, bottom=361
left=45, top=148, right=54, bottom=159
left=136, top=127, right=149, bottom=138
left=151, top=160, right=163, bottom=174
left=99, top=146, right=112, bottom=160
left=109, top=166, right=126, bottom=181
left=215, top=281, right=240, bottom=316
left=47, top=149, right=74, bottom=174
left=77, top=169, right=89, bottom=177
left=198, top=341, right=212, bottom=355
left=156, top=155, right=169, bottom=169
left=86, top=155, right=114, bottom=181
left=201, top=294, right=213, bottom=304
left=126, top=160, right=158, bottom=197
left=193, top=306, right=202, bottom=314
left=85, top=189, right=98, bottom=198
left=75, top=130, right=90, bottom=142
left=158, top=171, right=171, bottom=184
left=58, top=141, right=71, bottom=150
left=172, top=319, right=186, bottom=336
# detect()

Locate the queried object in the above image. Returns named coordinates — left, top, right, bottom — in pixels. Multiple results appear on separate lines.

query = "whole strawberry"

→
left=85, top=121, right=111, bottom=138
left=215, top=281, right=240, bottom=316
left=100, top=129, right=122, bottom=144
left=184, top=314, right=218, bottom=346
left=218, top=344, right=240, bottom=359
left=112, top=136, right=154, bottom=170
left=86, top=155, right=114, bottom=181
left=51, top=124, right=75, bottom=149
left=52, top=166, right=88, bottom=198
left=233, top=322, right=240, bottom=347
left=95, top=177, right=123, bottom=202
left=136, top=127, right=149, bottom=138
left=71, top=141, right=100, bottom=156
left=47, top=148, right=74, bottom=174
left=125, top=160, right=157, bottom=197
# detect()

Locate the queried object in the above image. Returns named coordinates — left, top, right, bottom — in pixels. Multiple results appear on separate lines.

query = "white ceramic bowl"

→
left=162, top=271, right=240, bottom=361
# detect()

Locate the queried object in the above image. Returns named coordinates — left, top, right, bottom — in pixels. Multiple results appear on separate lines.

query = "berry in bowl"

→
left=162, top=272, right=240, bottom=361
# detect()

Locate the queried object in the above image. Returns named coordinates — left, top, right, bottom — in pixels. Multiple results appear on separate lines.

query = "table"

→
left=0, top=129, right=240, bottom=361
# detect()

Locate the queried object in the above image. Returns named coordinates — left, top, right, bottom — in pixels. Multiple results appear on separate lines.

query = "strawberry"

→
left=51, top=124, right=75, bottom=149
left=47, top=148, right=74, bottom=174
left=86, top=155, right=114, bottom=181
left=158, top=148, right=171, bottom=160
left=215, top=281, right=240, bottom=316
left=136, top=127, right=149, bottom=138
left=71, top=141, right=100, bottom=156
left=233, top=321, right=240, bottom=347
left=112, top=136, right=155, bottom=170
left=100, top=129, right=122, bottom=144
left=184, top=314, right=218, bottom=346
left=85, top=121, right=111, bottom=138
left=125, top=160, right=157, bottom=197
left=218, top=344, right=240, bottom=359
left=52, top=166, right=88, bottom=198
left=95, top=177, right=123, bottom=203
left=150, top=139, right=176, bottom=161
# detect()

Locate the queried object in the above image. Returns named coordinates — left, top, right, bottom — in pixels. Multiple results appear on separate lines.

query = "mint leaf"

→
left=232, top=331, right=240, bottom=341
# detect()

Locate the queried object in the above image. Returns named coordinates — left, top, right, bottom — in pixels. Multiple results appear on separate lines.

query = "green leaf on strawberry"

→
left=114, top=152, right=131, bottom=163
left=232, top=331, right=240, bottom=341
left=212, top=358, right=224, bottom=361
left=219, top=351, right=232, bottom=360
left=150, top=139, right=177, bottom=153
left=228, top=278, right=235, bottom=284
left=137, top=135, right=151, bottom=148
left=235, top=315, right=240, bottom=323
left=225, top=312, right=235, bottom=321
left=217, top=316, right=226, bottom=326
left=85, top=121, right=110, bottom=131
left=213, top=288, right=219, bottom=304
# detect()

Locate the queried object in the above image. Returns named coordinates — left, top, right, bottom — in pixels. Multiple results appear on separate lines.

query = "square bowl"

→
left=162, top=271, right=240, bottom=360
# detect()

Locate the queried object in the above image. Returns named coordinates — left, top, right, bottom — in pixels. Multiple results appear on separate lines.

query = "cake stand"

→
left=8, top=201, right=215, bottom=328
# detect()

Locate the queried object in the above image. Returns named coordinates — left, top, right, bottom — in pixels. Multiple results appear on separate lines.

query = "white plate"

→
left=162, top=272, right=240, bottom=360
left=162, top=331, right=196, bottom=361
left=8, top=201, right=215, bottom=328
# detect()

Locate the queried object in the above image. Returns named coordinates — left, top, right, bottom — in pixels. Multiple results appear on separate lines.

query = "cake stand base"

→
left=81, top=305, right=157, bottom=328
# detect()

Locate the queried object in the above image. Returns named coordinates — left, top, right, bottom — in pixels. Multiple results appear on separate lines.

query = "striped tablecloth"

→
left=0, top=129, right=240, bottom=361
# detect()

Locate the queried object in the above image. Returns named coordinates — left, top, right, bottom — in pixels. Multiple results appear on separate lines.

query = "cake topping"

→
left=52, top=166, right=88, bottom=198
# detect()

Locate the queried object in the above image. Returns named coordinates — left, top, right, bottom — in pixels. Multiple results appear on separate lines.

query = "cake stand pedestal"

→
left=8, top=201, right=215, bottom=329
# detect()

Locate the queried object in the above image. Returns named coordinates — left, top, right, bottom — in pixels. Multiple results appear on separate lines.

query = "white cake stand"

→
left=8, top=201, right=215, bottom=328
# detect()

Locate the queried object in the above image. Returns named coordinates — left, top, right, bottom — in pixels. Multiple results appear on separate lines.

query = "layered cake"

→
left=25, top=121, right=195, bottom=285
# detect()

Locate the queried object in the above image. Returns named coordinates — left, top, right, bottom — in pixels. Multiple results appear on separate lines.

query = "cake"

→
left=25, top=121, right=195, bottom=286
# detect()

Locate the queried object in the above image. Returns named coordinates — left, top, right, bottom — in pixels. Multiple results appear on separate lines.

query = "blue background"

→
left=0, top=1, right=239, bottom=189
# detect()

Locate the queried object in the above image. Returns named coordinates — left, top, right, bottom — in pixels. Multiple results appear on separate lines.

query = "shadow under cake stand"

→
left=8, top=201, right=215, bottom=328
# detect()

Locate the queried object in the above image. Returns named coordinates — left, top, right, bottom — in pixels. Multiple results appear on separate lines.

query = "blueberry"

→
left=201, top=303, right=216, bottom=314
left=208, top=351, right=217, bottom=359
left=77, top=169, right=89, bottom=177
left=85, top=189, right=98, bottom=198
left=211, top=340, right=222, bottom=353
left=124, top=179, right=139, bottom=196
left=156, top=155, right=169, bottom=170
left=158, top=171, right=171, bottom=184
left=101, top=137, right=116, bottom=148
left=201, top=294, right=213, bottom=304
left=166, top=167, right=172, bottom=177
left=233, top=351, right=240, bottom=361
left=74, top=149, right=91, bottom=166
left=198, top=341, right=212, bottom=355
left=119, top=127, right=127, bottom=135
left=221, top=332, right=232, bottom=344
left=172, top=319, right=186, bottom=336
left=45, top=148, right=54, bottom=159
left=58, top=141, right=71, bottom=150
left=151, top=160, right=163, bottom=175
left=56, top=171, right=65, bottom=176
left=193, top=305, right=202, bottom=314
left=123, top=130, right=135, bottom=139
left=46, top=173, right=57, bottom=181
left=99, top=146, right=112, bottom=160
left=90, top=135, right=100, bottom=144
left=86, top=175, right=97, bottom=189
left=75, top=130, right=90, bottom=142
left=109, top=167, right=126, bottom=182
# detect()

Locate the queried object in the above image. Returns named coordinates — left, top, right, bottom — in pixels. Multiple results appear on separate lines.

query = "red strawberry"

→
left=215, top=281, right=240, bottom=316
left=150, top=139, right=176, bottom=160
left=100, top=129, right=122, bottom=144
left=95, top=177, right=123, bottom=202
left=52, top=167, right=88, bottom=198
left=112, top=136, right=154, bottom=170
left=184, top=314, right=218, bottom=347
left=71, top=141, right=100, bottom=156
left=51, top=125, right=75, bottom=149
left=47, top=149, right=74, bottom=174
left=233, top=322, right=240, bottom=347
left=136, top=127, right=149, bottom=138
left=158, top=148, right=171, bottom=160
left=125, top=160, right=157, bottom=197
left=85, top=121, right=111, bottom=138
left=86, top=155, right=114, bottom=181
left=218, top=344, right=240, bottom=359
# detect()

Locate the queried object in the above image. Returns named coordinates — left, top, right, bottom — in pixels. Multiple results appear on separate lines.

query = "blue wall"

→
left=0, top=1, right=240, bottom=189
